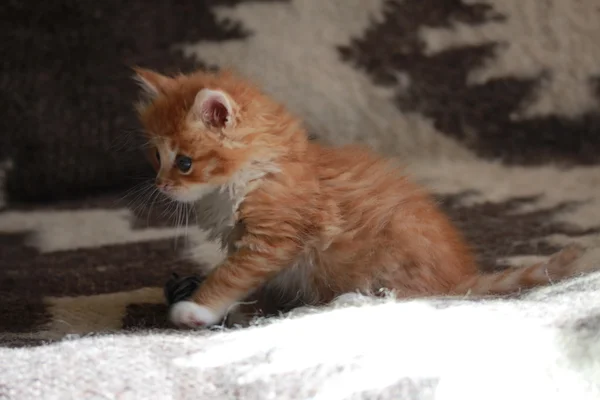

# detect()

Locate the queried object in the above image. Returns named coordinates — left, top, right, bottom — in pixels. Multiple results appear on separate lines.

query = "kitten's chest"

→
left=193, top=188, right=239, bottom=244
left=192, top=185, right=325, bottom=306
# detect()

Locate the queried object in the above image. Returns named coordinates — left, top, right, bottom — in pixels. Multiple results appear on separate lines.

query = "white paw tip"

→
left=169, top=301, right=220, bottom=329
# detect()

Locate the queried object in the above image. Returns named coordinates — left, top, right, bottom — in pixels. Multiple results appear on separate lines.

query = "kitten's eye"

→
left=155, top=149, right=161, bottom=163
left=175, top=155, right=193, bottom=174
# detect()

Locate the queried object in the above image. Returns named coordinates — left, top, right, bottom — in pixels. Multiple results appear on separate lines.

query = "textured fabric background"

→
left=1, top=0, right=599, bottom=202
left=1, top=0, right=600, bottom=398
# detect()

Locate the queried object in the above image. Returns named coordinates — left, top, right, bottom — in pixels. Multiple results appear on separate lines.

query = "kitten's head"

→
left=133, top=67, right=303, bottom=203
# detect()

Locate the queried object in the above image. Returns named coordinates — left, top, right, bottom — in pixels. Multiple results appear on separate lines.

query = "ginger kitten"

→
left=133, top=67, right=589, bottom=329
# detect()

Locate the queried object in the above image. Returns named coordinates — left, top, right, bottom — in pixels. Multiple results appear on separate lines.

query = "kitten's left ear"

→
left=191, top=89, right=238, bottom=130
left=133, top=67, right=175, bottom=98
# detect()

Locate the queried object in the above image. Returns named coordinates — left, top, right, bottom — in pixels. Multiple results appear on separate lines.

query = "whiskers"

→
left=109, top=127, right=148, bottom=154
left=117, top=179, right=199, bottom=250
left=163, top=200, right=198, bottom=249
left=113, top=120, right=199, bottom=251
left=118, top=179, right=160, bottom=219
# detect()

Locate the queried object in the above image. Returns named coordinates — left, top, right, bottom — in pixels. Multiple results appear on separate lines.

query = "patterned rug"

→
left=1, top=2, right=600, bottom=395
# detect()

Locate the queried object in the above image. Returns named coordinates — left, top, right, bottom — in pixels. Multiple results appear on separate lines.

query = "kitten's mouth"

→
left=159, top=185, right=217, bottom=204
left=159, top=187, right=194, bottom=203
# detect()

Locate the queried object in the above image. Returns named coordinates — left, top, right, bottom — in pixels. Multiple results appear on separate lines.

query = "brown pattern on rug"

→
left=0, top=216, right=198, bottom=337
left=439, top=193, right=600, bottom=271
left=338, top=0, right=600, bottom=165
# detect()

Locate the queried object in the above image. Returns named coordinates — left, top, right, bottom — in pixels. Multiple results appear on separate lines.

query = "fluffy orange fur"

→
left=134, top=67, right=588, bottom=329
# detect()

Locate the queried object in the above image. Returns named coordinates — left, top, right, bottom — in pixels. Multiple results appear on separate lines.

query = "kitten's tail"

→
left=454, top=245, right=591, bottom=296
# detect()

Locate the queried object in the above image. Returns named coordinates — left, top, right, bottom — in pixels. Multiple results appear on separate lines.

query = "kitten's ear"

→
left=191, top=89, right=238, bottom=130
left=133, top=67, right=175, bottom=98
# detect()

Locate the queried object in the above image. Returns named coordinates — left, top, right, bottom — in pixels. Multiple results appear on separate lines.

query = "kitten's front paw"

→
left=169, top=301, right=221, bottom=329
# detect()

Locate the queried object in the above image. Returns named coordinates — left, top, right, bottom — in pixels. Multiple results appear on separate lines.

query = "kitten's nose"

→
left=155, top=178, right=171, bottom=191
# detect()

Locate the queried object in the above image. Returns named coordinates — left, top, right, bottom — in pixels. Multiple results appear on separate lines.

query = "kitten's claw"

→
left=169, top=301, right=221, bottom=329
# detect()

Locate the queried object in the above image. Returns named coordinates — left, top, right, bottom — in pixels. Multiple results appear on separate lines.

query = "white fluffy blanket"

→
left=3, top=270, right=600, bottom=400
